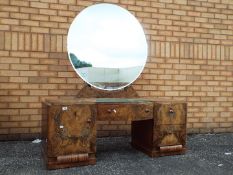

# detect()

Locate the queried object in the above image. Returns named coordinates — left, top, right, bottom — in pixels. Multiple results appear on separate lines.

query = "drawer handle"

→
left=145, top=109, right=150, bottom=113
left=87, top=118, right=92, bottom=123
left=169, top=108, right=174, bottom=113
left=160, top=145, right=183, bottom=152
left=107, top=109, right=117, bottom=113
left=169, top=107, right=175, bottom=117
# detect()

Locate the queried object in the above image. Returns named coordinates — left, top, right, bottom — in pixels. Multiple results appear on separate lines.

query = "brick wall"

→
left=0, top=0, right=233, bottom=140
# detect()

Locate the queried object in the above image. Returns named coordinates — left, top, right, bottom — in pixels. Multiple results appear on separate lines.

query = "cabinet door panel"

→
left=154, top=103, right=186, bottom=125
left=153, top=125, right=186, bottom=147
left=47, top=104, right=96, bottom=157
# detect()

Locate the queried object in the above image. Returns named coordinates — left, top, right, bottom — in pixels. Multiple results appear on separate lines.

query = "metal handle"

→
left=160, top=145, right=183, bottom=152
left=145, top=109, right=150, bottom=113
left=169, top=107, right=175, bottom=117
left=87, top=118, right=92, bottom=123
left=107, top=109, right=117, bottom=113
left=169, top=108, right=174, bottom=114
left=57, top=153, right=89, bottom=163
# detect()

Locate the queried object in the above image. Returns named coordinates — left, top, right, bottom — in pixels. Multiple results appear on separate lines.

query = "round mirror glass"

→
left=67, top=3, right=148, bottom=90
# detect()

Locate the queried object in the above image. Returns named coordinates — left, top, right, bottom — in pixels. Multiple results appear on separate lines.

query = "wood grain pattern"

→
left=47, top=104, right=96, bottom=157
left=154, top=103, right=186, bottom=125
left=76, top=84, right=139, bottom=98
left=131, top=101, right=187, bottom=157
left=43, top=102, right=96, bottom=169
left=43, top=97, right=187, bottom=169
left=97, top=103, right=153, bottom=121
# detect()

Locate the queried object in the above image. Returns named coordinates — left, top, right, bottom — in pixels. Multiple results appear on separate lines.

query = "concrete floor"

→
left=0, top=133, right=233, bottom=175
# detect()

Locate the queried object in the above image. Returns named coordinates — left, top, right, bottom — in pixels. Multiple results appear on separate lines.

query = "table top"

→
left=44, top=98, right=152, bottom=105
left=44, top=97, right=186, bottom=106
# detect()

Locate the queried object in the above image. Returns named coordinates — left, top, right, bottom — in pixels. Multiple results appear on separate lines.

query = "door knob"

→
left=169, top=107, right=175, bottom=117
left=145, top=109, right=150, bottom=113
left=87, top=118, right=92, bottom=123
left=169, top=108, right=174, bottom=113
left=107, top=109, right=117, bottom=113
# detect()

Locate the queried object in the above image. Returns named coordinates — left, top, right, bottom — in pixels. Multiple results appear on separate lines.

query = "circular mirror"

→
left=67, top=3, right=148, bottom=91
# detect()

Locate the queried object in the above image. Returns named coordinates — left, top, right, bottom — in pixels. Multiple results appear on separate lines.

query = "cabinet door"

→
left=153, top=125, right=186, bottom=147
left=154, top=103, right=187, bottom=125
left=47, top=104, right=96, bottom=157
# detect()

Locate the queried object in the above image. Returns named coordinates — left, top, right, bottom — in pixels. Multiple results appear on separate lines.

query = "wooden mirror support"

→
left=76, top=84, right=139, bottom=98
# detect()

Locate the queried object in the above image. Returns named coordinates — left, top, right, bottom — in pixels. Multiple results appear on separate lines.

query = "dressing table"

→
left=42, top=97, right=187, bottom=169
left=42, top=3, right=187, bottom=169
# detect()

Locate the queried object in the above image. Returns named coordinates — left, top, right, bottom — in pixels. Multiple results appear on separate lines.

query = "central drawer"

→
left=97, top=103, right=153, bottom=121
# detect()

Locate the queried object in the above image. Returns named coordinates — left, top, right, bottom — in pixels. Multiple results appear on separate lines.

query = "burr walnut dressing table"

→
left=42, top=4, right=187, bottom=169
left=42, top=98, right=187, bottom=169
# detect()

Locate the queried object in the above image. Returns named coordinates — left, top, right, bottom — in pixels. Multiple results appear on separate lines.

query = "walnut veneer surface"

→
left=42, top=98, right=187, bottom=169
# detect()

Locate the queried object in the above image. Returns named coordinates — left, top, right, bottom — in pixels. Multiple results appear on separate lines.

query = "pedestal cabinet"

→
left=42, top=99, right=97, bottom=169
left=131, top=100, right=187, bottom=157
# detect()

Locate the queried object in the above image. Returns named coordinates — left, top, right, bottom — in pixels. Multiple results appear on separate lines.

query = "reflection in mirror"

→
left=67, top=3, right=148, bottom=90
